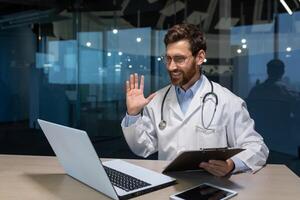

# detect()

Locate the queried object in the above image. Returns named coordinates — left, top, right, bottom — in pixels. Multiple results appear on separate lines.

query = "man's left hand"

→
left=199, top=159, right=235, bottom=177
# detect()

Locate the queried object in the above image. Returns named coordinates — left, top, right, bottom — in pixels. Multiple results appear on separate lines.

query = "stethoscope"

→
left=158, top=79, right=218, bottom=130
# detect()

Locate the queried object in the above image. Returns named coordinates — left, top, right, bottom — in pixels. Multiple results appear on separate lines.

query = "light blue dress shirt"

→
left=123, top=76, right=250, bottom=173
left=175, top=75, right=203, bottom=114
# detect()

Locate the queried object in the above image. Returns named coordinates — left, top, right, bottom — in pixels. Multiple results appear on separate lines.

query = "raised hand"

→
left=126, top=73, right=156, bottom=116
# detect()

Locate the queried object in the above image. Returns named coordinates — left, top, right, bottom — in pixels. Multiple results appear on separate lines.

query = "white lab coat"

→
left=121, top=75, right=269, bottom=172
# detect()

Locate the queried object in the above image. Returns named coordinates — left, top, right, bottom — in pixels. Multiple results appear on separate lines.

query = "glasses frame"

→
left=162, top=54, right=194, bottom=66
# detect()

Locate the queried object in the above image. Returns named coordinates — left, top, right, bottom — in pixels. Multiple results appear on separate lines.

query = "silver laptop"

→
left=38, top=119, right=176, bottom=200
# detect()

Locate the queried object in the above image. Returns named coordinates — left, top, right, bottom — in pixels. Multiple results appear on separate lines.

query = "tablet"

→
left=170, top=183, right=237, bottom=200
left=163, top=148, right=244, bottom=173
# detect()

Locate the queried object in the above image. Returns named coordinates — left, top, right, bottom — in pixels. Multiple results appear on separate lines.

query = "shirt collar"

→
left=175, top=75, right=203, bottom=96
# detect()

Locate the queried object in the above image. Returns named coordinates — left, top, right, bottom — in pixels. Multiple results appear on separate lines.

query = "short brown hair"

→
left=164, top=24, right=207, bottom=56
left=267, top=59, right=285, bottom=79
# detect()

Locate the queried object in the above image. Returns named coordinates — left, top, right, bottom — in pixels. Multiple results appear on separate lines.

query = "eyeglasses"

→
left=163, top=55, right=194, bottom=66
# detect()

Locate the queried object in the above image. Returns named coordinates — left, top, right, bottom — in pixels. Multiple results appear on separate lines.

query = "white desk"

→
left=0, top=154, right=299, bottom=199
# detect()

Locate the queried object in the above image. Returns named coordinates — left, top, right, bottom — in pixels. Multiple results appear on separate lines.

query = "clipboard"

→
left=162, top=148, right=245, bottom=173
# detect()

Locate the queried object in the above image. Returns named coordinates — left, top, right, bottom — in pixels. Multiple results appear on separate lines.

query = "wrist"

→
left=127, top=110, right=141, bottom=116
left=227, top=159, right=235, bottom=174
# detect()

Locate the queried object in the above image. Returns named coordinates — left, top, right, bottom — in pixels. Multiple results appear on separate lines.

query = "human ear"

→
left=196, top=50, right=206, bottom=65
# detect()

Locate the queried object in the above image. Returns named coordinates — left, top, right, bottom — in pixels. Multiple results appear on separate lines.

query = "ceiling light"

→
left=286, top=47, right=292, bottom=52
left=112, top=29, right=118, bottom=34
left=136, top=37, right=142, bottom=42
left=118, top=51, right=123, bottom=56
left=242, top=44, right=247, bottom=49
left=237, top=49, right=242, bottom=54
left=107, top=52, right=112, bottom=57
left=280, top=0, right=293, bottom=15
left=241, top=38, right=247, bottom=44
left=204, top=59, right=207, bottom=63
left=86, top=42, right=91, bottom=47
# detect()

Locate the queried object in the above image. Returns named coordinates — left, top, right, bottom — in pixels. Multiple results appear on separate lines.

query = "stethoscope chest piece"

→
left=159, top=120, right=167, bottom=130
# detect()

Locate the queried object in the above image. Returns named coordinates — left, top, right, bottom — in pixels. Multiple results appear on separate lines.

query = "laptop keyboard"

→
left=103, top=166, right=151, bottom=192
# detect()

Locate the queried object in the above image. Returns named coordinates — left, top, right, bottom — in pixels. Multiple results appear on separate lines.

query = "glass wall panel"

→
left=0, top=0, right=299, bottom=174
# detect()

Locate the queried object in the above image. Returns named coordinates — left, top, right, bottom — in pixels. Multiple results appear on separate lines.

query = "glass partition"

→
left=0, top=0, right=299, bottom=174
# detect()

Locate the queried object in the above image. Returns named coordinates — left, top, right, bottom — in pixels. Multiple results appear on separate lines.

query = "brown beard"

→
left=168, top=59, right=198, bottom=87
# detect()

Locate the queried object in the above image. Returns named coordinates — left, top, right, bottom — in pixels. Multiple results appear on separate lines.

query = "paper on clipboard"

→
left=162, top=148, right=245, bottom=173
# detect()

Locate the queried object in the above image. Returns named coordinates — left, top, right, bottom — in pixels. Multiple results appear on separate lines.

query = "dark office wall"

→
left=0, top=27, right=35, bottom=122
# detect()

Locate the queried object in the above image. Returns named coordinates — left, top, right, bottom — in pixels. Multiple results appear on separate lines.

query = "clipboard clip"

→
left=199, top=147, right=228, bottom=151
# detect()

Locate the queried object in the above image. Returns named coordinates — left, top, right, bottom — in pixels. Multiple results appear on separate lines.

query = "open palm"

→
left=126, top=74, right=156, bottom=115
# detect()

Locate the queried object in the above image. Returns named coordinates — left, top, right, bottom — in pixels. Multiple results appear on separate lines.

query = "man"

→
left=121, top=24, right=269, bottom=177
left=247, top=59, right=298, bottom=155
left=248, top=59, right=297, bottom=103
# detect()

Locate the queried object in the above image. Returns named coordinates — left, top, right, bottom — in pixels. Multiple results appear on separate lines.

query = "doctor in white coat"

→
left=121, top=24, right=269, bottom=176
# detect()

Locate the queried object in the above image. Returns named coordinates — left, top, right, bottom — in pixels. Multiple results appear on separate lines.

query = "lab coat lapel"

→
left=184, top=76, right=211, bottom=119
left=165, top=86, right=184, bottom=120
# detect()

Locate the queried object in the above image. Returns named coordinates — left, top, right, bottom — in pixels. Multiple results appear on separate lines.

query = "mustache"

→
left=168, top=69, right=182, bottom=73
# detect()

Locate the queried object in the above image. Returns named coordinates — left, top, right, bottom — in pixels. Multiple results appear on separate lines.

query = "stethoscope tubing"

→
left=159, top=79, right=218, bottom=130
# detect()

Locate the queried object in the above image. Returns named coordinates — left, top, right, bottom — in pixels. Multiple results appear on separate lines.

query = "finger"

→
left=201, top=165, right=224, bottom=176
left=134, top=73, right=138, bottom=89
left=126, top=80, right=130, bottom=92
left=210, top=165, right=228, bottom=175
left=140, top=75, right=144, bottom=91
left=206, top=167, right=225, bottom=177
left=146, top=93, right=156, bottom=102
left=207, top=161, right=228, bottom=174
left=130, top=74, right=134, bottom=89
left=200, top=162, right=226, bottom=176
left=209, top=160, right=234, bottom=175
left=208, top=160, right=227, bottom=167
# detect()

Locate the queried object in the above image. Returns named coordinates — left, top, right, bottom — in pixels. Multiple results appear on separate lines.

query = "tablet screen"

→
left=171, top=183, right=236, bottom=200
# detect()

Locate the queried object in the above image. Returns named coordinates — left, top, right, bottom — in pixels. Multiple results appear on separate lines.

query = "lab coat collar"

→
left=165, top=85, right=184, bottom=120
